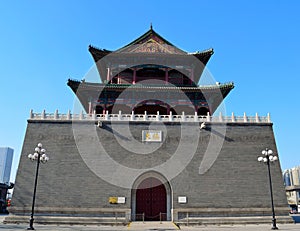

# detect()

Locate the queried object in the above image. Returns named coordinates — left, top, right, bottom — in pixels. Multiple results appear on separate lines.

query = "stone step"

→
left=128, top=221, right=179, bottom=230
left=4, top=215, right=128, bottom=226
left=175, top=215, right=294, bottom=226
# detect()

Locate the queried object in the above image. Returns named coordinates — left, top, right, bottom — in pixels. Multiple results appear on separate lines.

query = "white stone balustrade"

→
left=29, top=110, right=272, bottom=123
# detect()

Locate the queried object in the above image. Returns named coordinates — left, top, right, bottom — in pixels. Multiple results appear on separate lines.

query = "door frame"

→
left=131, top=171, right=172, bottom=221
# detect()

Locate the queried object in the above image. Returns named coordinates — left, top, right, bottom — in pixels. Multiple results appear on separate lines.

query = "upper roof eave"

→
left=88, top=45, right=112, bottom=62
left=88, top=47, right=214, bottom=68
left=67, top=79, right=234, bottom=91
left=88, top=28, right=214, bottom=65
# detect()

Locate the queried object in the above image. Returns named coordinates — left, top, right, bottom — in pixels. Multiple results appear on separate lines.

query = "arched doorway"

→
left=131, top=172, right=172, bottom=221
left=95, top=105, right=103, bottom=114
left=136, top=177, right=166, bottom=221
left=198, top=106, right=209, bottom=116
left=133, top=100, right=169, bottom=115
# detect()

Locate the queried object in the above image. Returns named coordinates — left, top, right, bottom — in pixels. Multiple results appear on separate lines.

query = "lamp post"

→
left=27, top=143, right=49, bottom=230
left=258, top=148, right=278, bottom=230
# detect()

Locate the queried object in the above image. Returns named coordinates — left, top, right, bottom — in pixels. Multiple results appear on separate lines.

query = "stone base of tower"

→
left=6, top=207, right=130, bottom=225
left=173, top=207, right=293, bottom=225
left=5, top=208, right=293, bottom=226
left=4, top=215, right=129, bottom=226
left=8, top=112, right=292, bottom=226
left=175, top=216, right=293, bottom=226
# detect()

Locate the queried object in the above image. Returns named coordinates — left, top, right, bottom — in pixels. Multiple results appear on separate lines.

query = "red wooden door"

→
left=136, top=177, right=167, bottom=221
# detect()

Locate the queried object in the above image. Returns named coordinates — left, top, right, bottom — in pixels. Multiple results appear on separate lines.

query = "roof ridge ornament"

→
left=150, top=23, right=153, bottom=30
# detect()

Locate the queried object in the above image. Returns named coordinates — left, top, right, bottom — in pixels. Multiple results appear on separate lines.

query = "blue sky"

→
left=0, top=1, right=299, bottom=182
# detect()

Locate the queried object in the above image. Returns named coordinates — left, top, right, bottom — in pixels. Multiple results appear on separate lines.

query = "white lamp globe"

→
left=269, top=156, right=274, bottom=161
left=268, top=149, right=273, bottom=155
left=37, top=143, right=43, bottom=148
left=258, top=157, right=264, bottom=162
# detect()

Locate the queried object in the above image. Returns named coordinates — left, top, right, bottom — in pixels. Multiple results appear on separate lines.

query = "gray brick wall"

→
left=172, top=124, right=287, bottom=210
left=11, top=120, right=288, bottom=217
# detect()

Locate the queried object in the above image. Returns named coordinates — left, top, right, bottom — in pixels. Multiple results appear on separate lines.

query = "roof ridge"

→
left=116, top=28, right=187, bottom=54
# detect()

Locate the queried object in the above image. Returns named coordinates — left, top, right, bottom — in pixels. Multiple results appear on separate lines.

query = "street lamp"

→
left=27, top=143, right=49, bottom=230
left=258, top=148, right=279, bottom=230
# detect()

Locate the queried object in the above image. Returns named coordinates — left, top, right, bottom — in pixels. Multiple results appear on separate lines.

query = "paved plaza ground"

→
left=0, top=215, right=299, bottom=231
left=0, top=223, right=299, bottom=230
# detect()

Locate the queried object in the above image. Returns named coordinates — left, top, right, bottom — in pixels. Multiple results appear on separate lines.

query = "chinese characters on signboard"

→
left=142, top=130, right=162, bottom=142
left=109, top=197, right=126, bottom=204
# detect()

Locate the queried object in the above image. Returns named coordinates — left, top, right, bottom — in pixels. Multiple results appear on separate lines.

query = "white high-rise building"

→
left=0, top=147, right=14, bottom=184
left=284, top=166, right=300, bottom=187
left=283, top=166, right=300, bottom=212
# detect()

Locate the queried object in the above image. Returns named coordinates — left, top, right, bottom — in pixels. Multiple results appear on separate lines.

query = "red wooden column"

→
left=117, top=73, right=120, bottom=84
left=165, top=68, right=168, bottom=84
left=133, top=68, right=137, bottom=84
left=190, top=68, right=194, bottom=85
left=195, top=105, right=198, bottom=114
left=117, top=66, right=121, bottom=84
left=88, top=101, right=92, bottom=115
left=106, top=67, right=110, bottom=82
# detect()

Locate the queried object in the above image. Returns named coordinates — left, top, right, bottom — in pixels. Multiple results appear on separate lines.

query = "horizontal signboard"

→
left=142, top=130, right=162, bottom=142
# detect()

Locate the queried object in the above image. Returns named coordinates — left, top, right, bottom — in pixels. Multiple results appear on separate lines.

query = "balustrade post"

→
left=243, top=112, right=247, bottom=122
left=219, top=111, right=223, bottom=122
left=30, top=109, right=33, bottom=119
left=118, top=110, right=122, bottom=121
left=255, top=112, right=259, bottom=123
left=206, top=112, right=211, bottom=122
left=267, top=113, right=271, bottom=123
left=79, top=110, right=84, bottom=120
left=105, top=110, right=109, bottom=120
left=231, top=112, right=235, bottom=122
left=131, top=111, right=134, bottom=121
left=67, top=110, right=71, bottom=120
left=42, top=110, right=46, bottom=119
left=144, top=111, right=147, bottom=121
left=54, top=109, right=58, bottom=120
left=182, top=111, right=186, bottom=122
left=194, top=111, right=198, bottom=122
left=169, top=111, right=173, bottom=122
left=156, top=111, right=160, bottom=121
